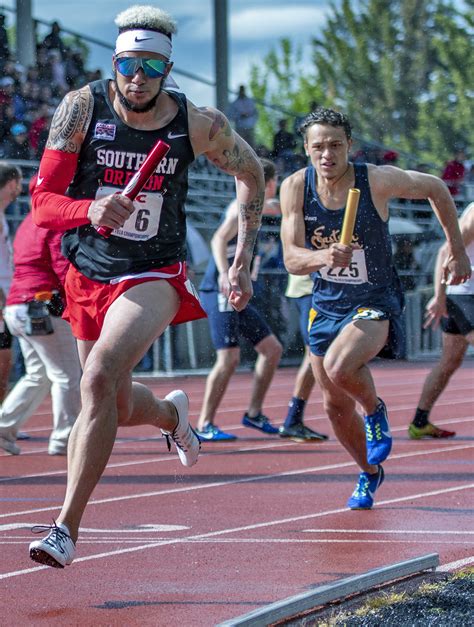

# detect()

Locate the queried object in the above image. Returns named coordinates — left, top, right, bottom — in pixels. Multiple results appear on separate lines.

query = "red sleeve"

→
left=31, top=149, right=92, bottom=230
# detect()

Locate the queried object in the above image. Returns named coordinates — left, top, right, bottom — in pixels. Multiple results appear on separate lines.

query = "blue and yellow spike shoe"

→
left=364, top=398, right=392, bottom=464
left=347, top=465, right=385, bottom=510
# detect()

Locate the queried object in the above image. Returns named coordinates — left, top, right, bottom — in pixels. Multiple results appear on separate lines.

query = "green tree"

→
left=250, top=0, right=473, bottom=167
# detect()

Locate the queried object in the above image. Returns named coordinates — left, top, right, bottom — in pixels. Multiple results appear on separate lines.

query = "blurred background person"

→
left=227, top=84, right=258, bottom=149
left=196, top=159, right=282, bottom=440
left=0, top=162, right=21, bottom=402
left=441, top=146, right=466, bottom=197
left=408, top=202, right=474, bottom=439
left=0, top=176, right=81, bottom=455
left=280, top=273, right=328, bottom=442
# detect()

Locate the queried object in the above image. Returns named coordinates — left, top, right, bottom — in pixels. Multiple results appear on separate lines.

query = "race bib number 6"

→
left=95, top=185, right=163, bottom=241
left=319, top=248, right=368, bottom=285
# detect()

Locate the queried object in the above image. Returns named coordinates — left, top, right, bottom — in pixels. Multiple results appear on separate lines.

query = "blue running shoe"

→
left=347, top=465, right=385, bottom=510
left=242, top=413, right=279, bottom=434
left=364, top=398, right=392, bottom=465
left=195, top=424, right=237, bottom=441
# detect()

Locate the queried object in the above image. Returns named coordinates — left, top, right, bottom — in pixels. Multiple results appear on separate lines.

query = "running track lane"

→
left=0, top=361, right=473, bottom=626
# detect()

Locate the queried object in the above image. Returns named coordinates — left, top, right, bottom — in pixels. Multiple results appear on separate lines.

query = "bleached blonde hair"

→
left=115, top=5, right=177, bottom=36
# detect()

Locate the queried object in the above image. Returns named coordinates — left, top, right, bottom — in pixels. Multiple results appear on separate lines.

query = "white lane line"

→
left=0, top=523, right=188, bottom=533
left=1, top=482, right=473, bottom=580
left=438, top=555, right=474, bottom=571
left=1, top=442, right=473, bottom=520
left=301, top=529, right=474, bottom=535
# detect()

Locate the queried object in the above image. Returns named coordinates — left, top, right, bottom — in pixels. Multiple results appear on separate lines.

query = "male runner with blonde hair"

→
left=28, top=4, right=264, bottom=568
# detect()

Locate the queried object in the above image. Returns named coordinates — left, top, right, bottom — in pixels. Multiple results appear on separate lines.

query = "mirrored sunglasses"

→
left=114, top=57, right=168, bottom=79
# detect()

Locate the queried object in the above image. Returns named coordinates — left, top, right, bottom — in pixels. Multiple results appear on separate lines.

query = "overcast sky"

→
left=3, top=0, right=336, bottom=106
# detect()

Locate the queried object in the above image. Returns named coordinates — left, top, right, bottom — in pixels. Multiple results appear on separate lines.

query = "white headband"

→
left=115, top=29, right=179, bottom=89
left=115, top=29, right=172, bottom=58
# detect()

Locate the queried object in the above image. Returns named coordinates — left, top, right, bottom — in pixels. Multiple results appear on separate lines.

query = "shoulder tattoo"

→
left=46, top=89, right=94, bottom=153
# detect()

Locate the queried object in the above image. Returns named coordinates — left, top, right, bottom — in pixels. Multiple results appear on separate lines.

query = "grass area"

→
left=300, top=567, right=473, bottom=626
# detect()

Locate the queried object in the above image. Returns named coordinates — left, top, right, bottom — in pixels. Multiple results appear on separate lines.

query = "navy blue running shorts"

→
left=200, top=290, right=272, bottom=350
left=308, top=305, right=405, bottom=359
left=441, top=295, right=474, bottom=336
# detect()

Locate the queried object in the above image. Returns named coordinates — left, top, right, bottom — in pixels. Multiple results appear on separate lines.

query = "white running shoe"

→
left=161, top=390, right=200, bottom=467
left=29, top=521, right=76, bottom=568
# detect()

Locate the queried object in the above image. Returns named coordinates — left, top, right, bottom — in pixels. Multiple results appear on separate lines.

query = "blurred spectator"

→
left=272, top=118, right=297, bottom=174
left=64, top=47, right=86, bottom=89
left=0, top=13, right=10, bottom=71
left=28, top=104, right=53, bottom=158
left=382, top=150, right=399, bottom=166
left=36, top=47, right=53, bottom=85
left=0, top=76, right=14, bottom=108
left=1, top=123, right=33, bottom=160
left=41, top=21, right=68, bottom=59
left=26, top=66, right=40, bottom=87
left=0, top=104, right=16, bottom=145
left=0, top=162, right=22, bottom=403
left=393, top=239, right=420, bottom=292
left=227, top=84, right=258, bottom=148
left=255, top=144, right=272, bottom=159
left=49, top=49, right=68, bottom=93
left=0, top=175, right=82, bottom=456
left=441, top=147, right=466, bottom=196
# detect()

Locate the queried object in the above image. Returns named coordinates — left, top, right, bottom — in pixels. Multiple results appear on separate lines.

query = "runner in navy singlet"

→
left=196, top=159, right=282, bottom=441
left=280, top=107, right=471, bottom=511
left=28, top=5, right=265, bottom=569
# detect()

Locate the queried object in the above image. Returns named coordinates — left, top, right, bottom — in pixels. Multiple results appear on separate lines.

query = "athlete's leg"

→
left=292, top=345, right=315, bottom=402
left=311, top=353, right=377, bottom=473
left=196, top=346, right=240, bottom=430
left=57, top=280, right=181, bottom=542
left=323, top=319, right=389, bottom=415
left=416, top=332, right=468, bottom=412
left=247, top=333, right=282, bottom=417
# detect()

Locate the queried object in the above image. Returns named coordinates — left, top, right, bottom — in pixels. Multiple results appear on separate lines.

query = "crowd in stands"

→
left=0, top=16, right=102, bottom=161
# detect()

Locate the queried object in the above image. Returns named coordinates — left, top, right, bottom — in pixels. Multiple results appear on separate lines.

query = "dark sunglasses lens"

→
left=115, top=57, right=167, bottom=78
left=143, top=59, right=167, bottom=77
left=115, top=58, right=137, bottom=76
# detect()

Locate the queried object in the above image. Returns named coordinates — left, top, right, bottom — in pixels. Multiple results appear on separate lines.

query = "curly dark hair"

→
left=299, top=107, right=352, bottom=141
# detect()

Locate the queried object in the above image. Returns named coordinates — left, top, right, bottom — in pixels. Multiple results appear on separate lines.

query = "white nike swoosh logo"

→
left=382, top=429, right=392, bottom=438
left=37, top=176, right=44, bottom=185
left=167, top=132, right=187, bottom=140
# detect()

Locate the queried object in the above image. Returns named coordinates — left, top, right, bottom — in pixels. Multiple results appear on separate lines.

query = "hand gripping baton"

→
left=96, top=139, right=171, bottom=238
left=339, top=188, right=361, bottom=245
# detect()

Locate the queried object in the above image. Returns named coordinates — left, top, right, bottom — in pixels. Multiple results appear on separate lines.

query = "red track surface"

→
left=1, top=361, right=473, bottom=626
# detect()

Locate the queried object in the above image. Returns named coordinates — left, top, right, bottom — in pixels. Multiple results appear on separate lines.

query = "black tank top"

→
left=62, top=79, right=195, bottom=282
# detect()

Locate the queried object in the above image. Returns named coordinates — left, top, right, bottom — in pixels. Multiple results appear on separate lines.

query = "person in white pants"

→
left=1, top=305, right=81, bottom=455
left=0, top=174, right=81, bottom=456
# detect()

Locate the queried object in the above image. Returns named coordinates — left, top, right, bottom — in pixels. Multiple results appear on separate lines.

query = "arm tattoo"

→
left=209, top=111, right=232, bottom=141
left=238, top=193, right=264, bottom=252
left=46, top=89, right=94, bottom=153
